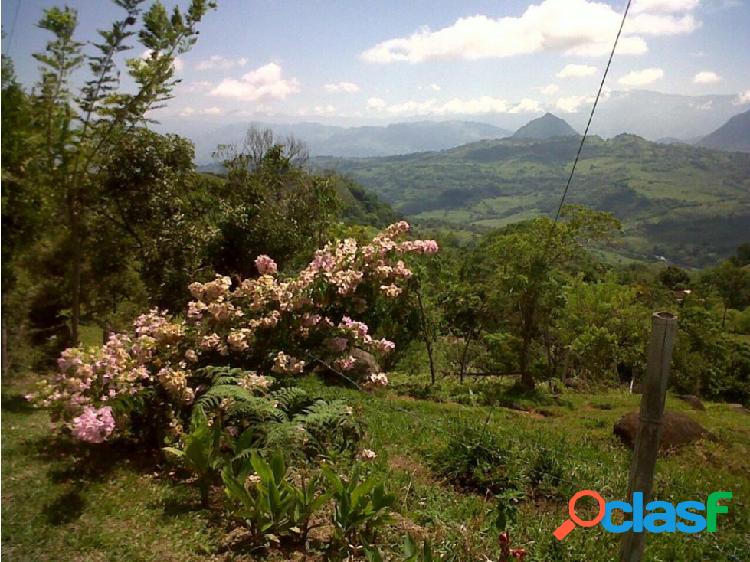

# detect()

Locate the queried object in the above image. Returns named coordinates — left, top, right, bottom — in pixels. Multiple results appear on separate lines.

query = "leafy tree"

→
left=29, top=0, right=215, bottom=343
left=470, top=206, right=620, bottom=388
left=702, top=259, right=750, bottom=326
left=210, top=132, right=341, bottom=278
left=553, top=276, right=649, bottom=384
left=658, top=265, right=691, bottom=290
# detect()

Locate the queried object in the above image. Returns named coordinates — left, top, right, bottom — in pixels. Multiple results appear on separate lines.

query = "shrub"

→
left=430, top=424, right=517, bottom=495
left=221, top=450, right=329, bottom=542
left=163, top=407, right=223, bottom=507
left=27, top=222, right=438, bottom=446
left=323, top=464, right=396, bottom=548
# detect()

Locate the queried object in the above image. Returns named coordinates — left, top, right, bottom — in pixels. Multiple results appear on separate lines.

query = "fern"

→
left=195, top=384, right=255, bottom=412
left=294, top=399, right=362, bottom=453
left=227, top=396, right=286, bottom=423
left=270, top=386, right=314, bottom=416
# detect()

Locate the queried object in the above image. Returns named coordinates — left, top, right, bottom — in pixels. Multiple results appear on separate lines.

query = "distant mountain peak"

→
left=512, top=113, right=578, bottom=139
left=697, top=109, right=750, bottom=153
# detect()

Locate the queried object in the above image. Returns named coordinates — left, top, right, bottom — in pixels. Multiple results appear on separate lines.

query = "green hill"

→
left=512, top=112, right=578, bottom=139
left=697, top=109, right=750, bottom=153
left=314, top=134, right=750, bottom=266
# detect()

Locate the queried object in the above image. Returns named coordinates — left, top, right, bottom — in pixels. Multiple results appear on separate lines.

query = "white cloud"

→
left=182, top=80, right=213, bottom=93
left=210, top=63, right=300, bottom=102
left=625, top=13, right=700, bottom=35
left=540, top=83, right=560, bottom=95
left=509, top=98, right=543, bottom=113
left=179, top=106, right=223, bottom=117
left=693, top=70, right=722, bottom=84
left=429, top=83, right=441, bottom=91
left=324, top=81, right=360, bottom=93
left=557, top=64, right=597, bottom=78
left=367, top=97, right=387, bottom=110
left=196, top=55, right=249, bottom=71
left=556, top=95, right=591, bottom=113
left=361, top=0, right=698, bottom=63
left=370, top=96, right=541, bottom=116
left=733, top=89, right=750, bottom=105
left=618, top=67, right=664, bottom=87
left=631, top=0, right=700, bottom=14
left=314, top=104, right=336, bottom=115
left=555, top=86, right=611, bottom=113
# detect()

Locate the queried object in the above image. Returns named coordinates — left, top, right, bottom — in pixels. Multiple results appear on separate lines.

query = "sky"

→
left=2, top=0, right=749, bottom=126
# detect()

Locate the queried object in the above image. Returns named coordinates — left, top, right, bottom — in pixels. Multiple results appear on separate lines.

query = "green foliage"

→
left=553, top=276, right=650, bottom=384
left=163, top=407, right=223, bottom=507
left=209, top=129, right=343, bottom=278
left=402, top=535, right=449, bottom=562
left=672, top=304, right=750, bottom=404
left=294, top=399, right=362, bottom=455
left=221, top=450, right=328, bottom=541
left=448, top=206, right=620, bottom=388
left=192, top=366, right=362, bottom=459
left=430, top=424, right=516, bottom=495
left=323, top=464, right=396, bottom=547
left=658, top=265, right=691, bottom=290
left=315, top=134, right=750, bottom=267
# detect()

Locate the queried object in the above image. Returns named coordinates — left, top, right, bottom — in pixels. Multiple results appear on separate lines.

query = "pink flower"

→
left=359, top=448, right=377, bottom=461
left=71, top=406, right=115, bottom=443
left=335, top=356, right=356, bottom=371
left=255, top=255, right=278, bottom=275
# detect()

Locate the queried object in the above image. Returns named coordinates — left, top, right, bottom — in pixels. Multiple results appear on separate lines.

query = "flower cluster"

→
left=28, top=223, right=438, bottom=444
left=71, top=406, right=116, bottom=443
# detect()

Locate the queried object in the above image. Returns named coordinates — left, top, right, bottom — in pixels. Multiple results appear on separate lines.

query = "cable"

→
left=4, top=0, right=22, bottom=55
left=553, top=0, right=633, bottom=223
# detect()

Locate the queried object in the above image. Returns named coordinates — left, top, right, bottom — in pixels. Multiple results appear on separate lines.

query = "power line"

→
left=553, top=0, right=633, bottom=223
left=4, top=0, right=22, bottom=55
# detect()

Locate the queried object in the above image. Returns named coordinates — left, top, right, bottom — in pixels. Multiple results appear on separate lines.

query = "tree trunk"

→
left=459, top=335, right=472, bottom=383
left=415, top=287, right=436, bottom=385
left=520, top=335, right=535, bottom=390
left=71, top=215, right=82, bottom=346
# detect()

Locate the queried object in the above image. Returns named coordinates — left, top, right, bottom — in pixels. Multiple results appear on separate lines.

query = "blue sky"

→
left=3, top=0, right=749, bottom=125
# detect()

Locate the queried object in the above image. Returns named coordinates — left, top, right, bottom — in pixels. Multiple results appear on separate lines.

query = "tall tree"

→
left=473, top=206, right=620, bottom=389
left=31, top=0, right=216, bottom=343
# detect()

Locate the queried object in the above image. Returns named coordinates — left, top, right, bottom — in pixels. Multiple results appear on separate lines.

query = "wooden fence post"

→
left=619, top=311, right=678, bottom=562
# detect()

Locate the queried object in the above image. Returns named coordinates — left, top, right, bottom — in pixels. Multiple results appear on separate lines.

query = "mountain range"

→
left=696, top=109, right=750, bottom=153
left=312, top=117, right=750, bottom=267
left=162, top=90, right=749, bottom=163
left=179, top=120, right=510, bottom=163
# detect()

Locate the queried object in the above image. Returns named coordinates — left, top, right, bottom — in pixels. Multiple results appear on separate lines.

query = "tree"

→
left=29, top=0, right=216, bottom=343
left=703, top=260, right=750, bottom=327
left=658, top=265, right=690, bottom=291
left=210, top=132, right=341, bottom=278
left=553, top=276, right=649, bottom=385
left=473, top=206, right=620, bottom=389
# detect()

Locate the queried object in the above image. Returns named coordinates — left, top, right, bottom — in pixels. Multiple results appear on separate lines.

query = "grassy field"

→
left=3, top=372, right=749, bottom=561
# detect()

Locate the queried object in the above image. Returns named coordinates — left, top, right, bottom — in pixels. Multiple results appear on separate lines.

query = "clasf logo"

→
left=553, top=489, right=732, bottom=540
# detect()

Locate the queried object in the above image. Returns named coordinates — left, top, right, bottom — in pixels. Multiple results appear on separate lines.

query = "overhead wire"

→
left=553, top=0, right=634, bottom=223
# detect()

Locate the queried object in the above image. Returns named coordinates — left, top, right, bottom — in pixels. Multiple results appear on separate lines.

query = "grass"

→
left=3, top=372, right=749, bottom=561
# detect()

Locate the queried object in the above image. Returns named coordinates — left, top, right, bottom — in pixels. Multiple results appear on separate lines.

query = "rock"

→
left=349, top=348, right=381, bottom=382
left=613, top=411, right=710, bottom=452
left=678, top=394, right=706, bottom=411
left=728, top=404, right=750, bottom=415
left=563, top=377, right=585, bottom=390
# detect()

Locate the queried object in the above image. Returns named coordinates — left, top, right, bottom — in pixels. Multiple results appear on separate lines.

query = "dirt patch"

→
left=389, top=454, right=433, bottom=483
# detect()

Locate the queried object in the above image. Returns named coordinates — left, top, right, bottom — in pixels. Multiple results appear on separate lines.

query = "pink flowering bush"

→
left=71, top=406, right=116, bottom=443
left=28, top=222, right=438, bottom=445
